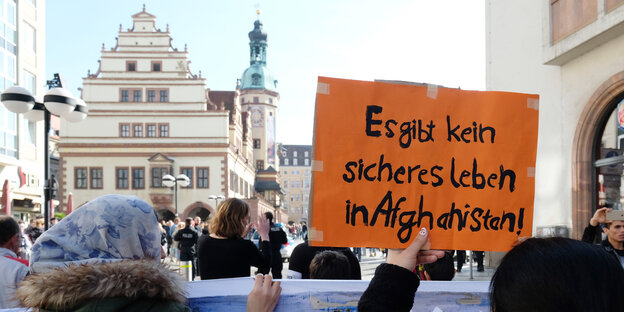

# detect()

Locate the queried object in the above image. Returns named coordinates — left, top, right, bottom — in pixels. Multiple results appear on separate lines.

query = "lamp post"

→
left=1, top=73, right=87, bottom=230
left=162, top=174, right=190, bottom=216
left=208, top=195, right=225, bottom=211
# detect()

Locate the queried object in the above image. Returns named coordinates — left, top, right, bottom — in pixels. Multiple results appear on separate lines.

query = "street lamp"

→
left=0, top=74, right=88, bottom=230
left=208, top=195, right=225, bottom=211
left=162, top=174, right=190, bottom=216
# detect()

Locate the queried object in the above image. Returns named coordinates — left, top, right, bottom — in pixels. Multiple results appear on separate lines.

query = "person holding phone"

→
left=581, top=207, right=624, bottom=267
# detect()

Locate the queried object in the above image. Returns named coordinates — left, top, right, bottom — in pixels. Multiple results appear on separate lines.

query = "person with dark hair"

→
left=288, top=239, right=361, bottom=280
left=174, top=217, right=199, bottom=280
left=490, top=237, right=624, bottom=311
left=421, top=252, right=455, bottom=281
left=582, top=207, right=624, bottom=266
left=0, top=215, right=29, bottom=308
left=264, top=211, right=287, bottom=279
left=197, top=198, right=272, bottom=279
left=358, top=227, right=444, bottom=311
left=309, top=250, right=351, bottom=280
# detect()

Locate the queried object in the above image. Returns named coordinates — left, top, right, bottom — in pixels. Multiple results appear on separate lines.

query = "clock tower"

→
left=239, top=15, right=279, bottom=172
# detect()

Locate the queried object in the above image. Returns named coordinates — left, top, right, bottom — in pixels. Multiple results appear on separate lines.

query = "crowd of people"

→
left=2, top=194, right=624, bottom=311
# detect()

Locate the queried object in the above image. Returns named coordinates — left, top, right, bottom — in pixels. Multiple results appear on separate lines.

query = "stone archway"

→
left=180, top=202, right=215, bottom=221
left=572, top=71, right=624, bottom=238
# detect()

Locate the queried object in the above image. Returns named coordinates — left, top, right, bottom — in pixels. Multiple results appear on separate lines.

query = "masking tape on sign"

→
left=312, top=160, right=324, bottom=172
left=317, top=83, right=330, bottom=95
left=527, top=98, right=539, bottom=111
left=527, top=167, right=536, bottom=178
left=309, top=227, right=324, bottom=242
left=427, top=84, right=438, bottom=99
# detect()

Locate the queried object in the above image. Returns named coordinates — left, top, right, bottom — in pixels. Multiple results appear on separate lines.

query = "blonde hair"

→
left=209, top=198, right=249, bottom=238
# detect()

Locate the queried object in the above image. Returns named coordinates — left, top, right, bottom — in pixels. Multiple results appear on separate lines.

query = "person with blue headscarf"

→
left=14, top=194, right=189, bottom=311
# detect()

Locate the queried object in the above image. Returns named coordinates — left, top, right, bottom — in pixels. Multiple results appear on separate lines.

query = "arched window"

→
left=573, top=71, right=624, bottom=238
left=252, top=73, right=261, bottom=86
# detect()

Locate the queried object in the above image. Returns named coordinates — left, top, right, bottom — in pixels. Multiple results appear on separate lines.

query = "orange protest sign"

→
left=309, top=77, right=539, bottom=252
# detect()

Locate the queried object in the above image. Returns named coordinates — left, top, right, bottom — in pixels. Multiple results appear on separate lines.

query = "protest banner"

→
left=309, top=77, right=539, bottom=251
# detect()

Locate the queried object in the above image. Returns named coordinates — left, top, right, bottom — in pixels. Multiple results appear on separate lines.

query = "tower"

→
left=240, top=16, right=279, bottom=172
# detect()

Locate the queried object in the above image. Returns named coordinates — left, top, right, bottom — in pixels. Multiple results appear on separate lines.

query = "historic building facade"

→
left=59, top=8, right=256, bottom=220
left=279, top=145, right=312, bottom=222
left=486, top=1, right=624, bottom=240
left=0, top=0, right=48, bottom=221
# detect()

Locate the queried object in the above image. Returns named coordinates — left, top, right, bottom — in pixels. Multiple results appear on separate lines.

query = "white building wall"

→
left=486, top=0, right=567, bottom=231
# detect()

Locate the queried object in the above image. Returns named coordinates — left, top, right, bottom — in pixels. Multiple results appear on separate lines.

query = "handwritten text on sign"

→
left=309, top=77, right=539, bottom=252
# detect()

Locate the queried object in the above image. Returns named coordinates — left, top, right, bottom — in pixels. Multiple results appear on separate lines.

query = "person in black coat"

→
left=174, top=218, right=198, bottom=279
left=581, top=207, right=624, bottom=266
left=358, top=227, right=444, bottom=311
left=197, top=198, right=272, bottom=279
left=265, top=212, right=287, bottom=279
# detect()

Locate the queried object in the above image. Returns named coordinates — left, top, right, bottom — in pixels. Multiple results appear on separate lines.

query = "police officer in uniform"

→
left=174, top=218, right=198, bottom=280
left=265, top=212, right=288, bottom=279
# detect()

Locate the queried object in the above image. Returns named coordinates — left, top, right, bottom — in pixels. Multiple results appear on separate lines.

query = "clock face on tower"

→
left=251, top=107, right=263, bottom=127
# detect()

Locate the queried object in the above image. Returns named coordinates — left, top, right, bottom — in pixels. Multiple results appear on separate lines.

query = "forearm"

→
left=358, top=263, right=419, bottom=312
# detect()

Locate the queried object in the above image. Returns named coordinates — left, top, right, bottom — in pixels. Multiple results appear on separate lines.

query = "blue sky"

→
left=46, top=0, right=485, bottom=145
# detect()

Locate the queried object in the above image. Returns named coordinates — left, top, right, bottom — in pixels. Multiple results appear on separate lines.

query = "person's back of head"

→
left=185, top=217, right=192, bottom=226
left=423, top=252, right=455, bottom=281
left=265, top=211, right=274, bottom=223
left=209, top=198, right=249, bottom=238
left=490, top=237, right=624, bottom=312
left=309, top=250, right=351, bottom=280
left=0, top=215, right=20, bottom=251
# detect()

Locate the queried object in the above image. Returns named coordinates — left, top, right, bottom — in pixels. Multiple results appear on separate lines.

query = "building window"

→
left=147, top=90, right=155, bottom=102
left=116, top=167, right=129, bottom=189
left=151, top=167, right=170, bottom=188
left=304, top=158, right=309, bottom=166
left=132, top=167, right=145, bottom=189
left=269, top=98, right=273, bottom=104
left=146, top=124, right=156, bottom=137
left=158, top=124, right=169, bottom=137
left=304, top=151, right=309, bottom=157
left=293, top=158, right=298, bottom=166
left=147, top=89, right=168, bottom=102
left=23, top=120, right=35, bottom=145
left=293, top=151, right=298, bottom=157
left=133, top=90, right=141, bottom=102
left=283, top=180, right=288, bottom=188
left=159, top=90, right=168, bottom=102
left=90, top=168, right=103, bottom=189
left=253, top=139, right=261, bottom=149
left=197, top=167, right=209, bottom=188
left=253, top=96, right=259, bottom=103
left=284, top=158, right=289, bottom=166
left=127, top=61, right=137, bottom=72
left=152, top=61, right=162, bottom=72
left=296, top=181, right=300, bottom=188
left=256, top=160, right=264, bottom=170
left=22, top=70, right=36, bottom=95
left=121, top=90, right=129, bottom=102
left=181, top=167, right=193, bottom=188
left=120, top=123, right=130, bottom=137
left=21, top=22, right=35, bottom=52
left=133, top=124, right=143, bottom=137
left=75, top=167, right=87, bottom=189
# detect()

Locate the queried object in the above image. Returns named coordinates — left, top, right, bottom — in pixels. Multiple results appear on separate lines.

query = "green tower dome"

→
left=240, top=19, right=278, bottom=92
